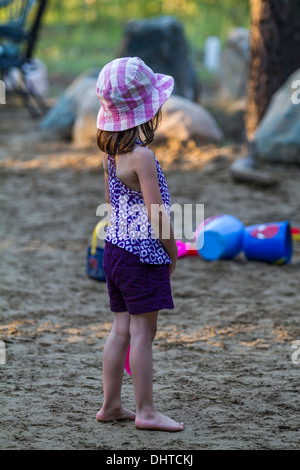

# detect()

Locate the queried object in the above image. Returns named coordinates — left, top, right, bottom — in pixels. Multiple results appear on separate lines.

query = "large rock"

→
left=72, top=93, right=223, bottom=148
left=218, top=27, right=250, bottom=101
left=118, top=15, right=200, bottom=102
left=72, top=83, right=99, bottom=148
left=253, top=68, right=300, bottom=165
left=39, top=70, right=98, bottom=139
left=155, top=95, right=223, bottom=144
left=40, top=72, right=222, bottom=149
left=72, top=94, right=223, bottom=149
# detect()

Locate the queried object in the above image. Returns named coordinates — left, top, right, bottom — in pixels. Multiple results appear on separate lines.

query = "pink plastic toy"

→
left=176, top=240, right=199, bottom=258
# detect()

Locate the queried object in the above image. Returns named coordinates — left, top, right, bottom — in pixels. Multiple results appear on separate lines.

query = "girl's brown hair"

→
left=97, top=108, right=162, bottom=155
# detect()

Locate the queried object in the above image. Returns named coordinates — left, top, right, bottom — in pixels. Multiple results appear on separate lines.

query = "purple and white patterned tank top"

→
left=105, top=144, right=172, bottom=264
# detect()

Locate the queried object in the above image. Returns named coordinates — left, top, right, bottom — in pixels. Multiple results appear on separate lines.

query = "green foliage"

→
left=45, top=0, right=249, bottom=24
left=35, top=0, right=250, bottom=86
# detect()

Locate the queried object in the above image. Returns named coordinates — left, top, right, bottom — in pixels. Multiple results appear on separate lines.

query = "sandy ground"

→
left=1, top=103, right=300, bottom=451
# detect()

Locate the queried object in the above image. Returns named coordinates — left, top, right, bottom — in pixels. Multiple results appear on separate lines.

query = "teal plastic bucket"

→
left=195, top=214, right=244, bottom=261
left=86, top=245, right=106, bottom=281
left=86, top=220, right=107, bottom=282
left=243, top=221, right=292, bottom=264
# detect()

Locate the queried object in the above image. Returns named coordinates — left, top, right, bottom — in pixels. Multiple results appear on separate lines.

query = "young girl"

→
left=95, top=57, right=184, bottom=432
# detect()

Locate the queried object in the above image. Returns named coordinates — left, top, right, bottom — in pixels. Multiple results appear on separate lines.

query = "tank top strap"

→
left=107, top=154, right=116, bottom=174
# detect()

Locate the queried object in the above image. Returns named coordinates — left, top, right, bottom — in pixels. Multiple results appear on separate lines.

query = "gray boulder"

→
left=39, top=70, right=98, bottom=139
left=254, top=68, right=300, bottom=165
left=218, top=27, right=250, bottom=101
left=118, top=15, right=200, bottom=102
left=72, top=94, right=223, bottom=149
left=72, top=83, right=99, bottom=148
left=155, top=95, right=223, bottom=145
left=39, top=68, right=222, bottom=149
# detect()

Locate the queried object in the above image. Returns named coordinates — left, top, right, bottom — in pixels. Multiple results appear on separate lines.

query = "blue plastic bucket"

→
left=195, top=214, right=244, bottom=261
left=243, top=221, right=292, bottom=264
left=86, top=245, right=106, bottom=281
left=86, top=221, right=108, bottom=281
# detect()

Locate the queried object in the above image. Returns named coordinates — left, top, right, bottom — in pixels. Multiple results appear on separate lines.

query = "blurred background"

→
left=36, top=0, right=249, bottom=95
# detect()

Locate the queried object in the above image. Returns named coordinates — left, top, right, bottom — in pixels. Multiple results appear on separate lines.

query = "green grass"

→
left=36, top=19, right=122, bottom=77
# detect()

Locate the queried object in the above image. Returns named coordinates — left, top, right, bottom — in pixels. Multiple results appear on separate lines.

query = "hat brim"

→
left=96, top=73, right=174, bottom=132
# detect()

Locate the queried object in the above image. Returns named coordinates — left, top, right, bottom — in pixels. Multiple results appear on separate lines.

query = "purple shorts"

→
left=103, top=242, right=174, bottom=315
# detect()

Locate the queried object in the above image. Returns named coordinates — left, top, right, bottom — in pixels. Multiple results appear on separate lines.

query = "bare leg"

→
left=97, top=312, right=135, bottom=422
left=130, top=311, right=184, bottom=432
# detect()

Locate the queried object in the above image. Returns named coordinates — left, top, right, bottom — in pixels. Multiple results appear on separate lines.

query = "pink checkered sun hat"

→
left=96, top=57, right=174, bottom=132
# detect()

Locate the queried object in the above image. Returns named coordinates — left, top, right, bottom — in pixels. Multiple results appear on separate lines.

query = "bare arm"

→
left=133, top=148, right=178, bottom=276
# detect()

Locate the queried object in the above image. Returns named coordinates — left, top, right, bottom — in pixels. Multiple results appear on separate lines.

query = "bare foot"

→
left=96, top=405, right=136, bottom=422
left=135, top=411, right=184, bottom=432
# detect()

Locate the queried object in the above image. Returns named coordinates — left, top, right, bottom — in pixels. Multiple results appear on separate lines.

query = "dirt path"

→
left=1, top=105, right=300, bottom=450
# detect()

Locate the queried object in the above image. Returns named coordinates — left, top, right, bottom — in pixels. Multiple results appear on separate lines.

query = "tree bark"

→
left=245, top=0, right=300, bottom=139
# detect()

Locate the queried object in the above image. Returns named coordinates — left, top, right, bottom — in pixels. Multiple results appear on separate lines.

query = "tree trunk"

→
left=245, top=0, right=300, bottom=139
